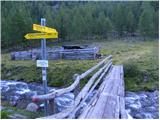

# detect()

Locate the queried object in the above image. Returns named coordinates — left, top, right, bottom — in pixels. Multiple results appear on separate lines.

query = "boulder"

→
left=26, top=103, right=38, bottom=112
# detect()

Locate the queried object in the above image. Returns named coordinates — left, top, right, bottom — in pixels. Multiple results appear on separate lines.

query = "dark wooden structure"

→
left=10, top=45, right=100, bottom=60
left=32, top=55, right=128, bottom=119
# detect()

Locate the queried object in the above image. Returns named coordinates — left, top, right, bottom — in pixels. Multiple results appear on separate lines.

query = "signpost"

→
left=24, top=18, right=58, bottom=116
left=24, top=33, right=58, bottom=39
left=33, top=24, right=58, bottom=33
left=41, top=18, right=48, bottom=116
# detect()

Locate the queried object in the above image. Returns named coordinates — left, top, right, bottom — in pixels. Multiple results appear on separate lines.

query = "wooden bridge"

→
left=32, top=55, right=128, bottom=119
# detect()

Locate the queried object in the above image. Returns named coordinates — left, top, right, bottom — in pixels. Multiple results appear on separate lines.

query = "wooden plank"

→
left=48, top=98, right=57, bottom=115
left=37, top=62, right=127, bottom=120
left=78, top=91, right=99, bottom=119
left=69, top=62, right=112, bottom=118
left=84, top=69, right=116, bottom=118
left=43, top=63, right=112, bottom=119
left=86, top=93, right=109, bottom=118
left=32, top=55, right=112, bottom=102
left=119, top=97, right=128, bottom=119
left=32, top=76, right=80, bottom=102
left=73, top=74, right=80, bottom=98
left=81, top=60, right=112, bottom=99
left=102, top=95, right=120, bottom=118
left=78, top=73, right=112, bottom=119
left=78, top=78, right=108, bottom=119
left=36, top=56, right=112, bottom=119
left=54, top=60, right=112, bottom=119
left=80, top=65, right=125, bottom=119
left=79, top=55, right=112, bottom=79
left=85, top=93, right=120, bottom=119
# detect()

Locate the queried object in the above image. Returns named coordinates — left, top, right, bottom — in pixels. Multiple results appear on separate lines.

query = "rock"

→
left=26, top=103, right=38, bottom=112
left=151, top=112, right=159, bottom=119
left=125, top=91, right=140, bottom=99
left=10, top=100, right=17, bottom=107
left=125, top=90, right=159, bottom=119
left=0, top=106, right=4, bottom=111
left=153, top=90, right=159, bottom=97
left=129, top=101, right=141, bottom=110
left=134, top=113, right=142, bottom=119
left=9, top=114, right=28, bottom=119
left=17, top=99, right=30, bottom=109
left=142, top=113, right=153, bottom=119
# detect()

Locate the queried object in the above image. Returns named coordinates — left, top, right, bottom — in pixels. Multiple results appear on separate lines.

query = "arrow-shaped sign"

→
left=33, top=24, right=58, bottom=33
left=24, top=33, right=58, bottom=39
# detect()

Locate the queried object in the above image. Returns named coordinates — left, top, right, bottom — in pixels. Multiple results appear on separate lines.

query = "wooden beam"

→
left=32, top=55, right=112, bottom=102
left=68, top=62, right=112, bottom=118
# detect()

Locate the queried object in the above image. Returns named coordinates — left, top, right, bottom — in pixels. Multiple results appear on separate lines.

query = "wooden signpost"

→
left=33, top=24, right=58, bottom=33
left=24, top=33, right=58, bottom=39
left=25, top=24, right=58, bottom=39
left=24, top=18, right=58, bottom=116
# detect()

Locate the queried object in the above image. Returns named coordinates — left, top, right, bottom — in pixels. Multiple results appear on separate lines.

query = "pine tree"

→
left=139, top=3, right=155, bottom=39
left=126, top=9, right=134, bottom=33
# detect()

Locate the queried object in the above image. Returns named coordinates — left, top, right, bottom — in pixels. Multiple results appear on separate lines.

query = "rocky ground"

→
left=125, top=90, right=159, bottom=119
left=1, top=80, right=159, bottom=119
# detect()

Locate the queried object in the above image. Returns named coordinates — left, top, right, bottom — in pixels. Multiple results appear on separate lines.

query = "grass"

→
left=1, top=54, right=99, bottom=87
left=1, top=38, right=159, bottom=91
left=0, top=101, right=43, bottom=119
left=0, top=107, right=43, bottom=119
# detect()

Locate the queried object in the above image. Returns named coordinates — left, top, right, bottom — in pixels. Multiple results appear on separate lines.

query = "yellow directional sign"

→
left=33, top=24, right=58, bottom=33
left=24, top=33, right=58, bottom=39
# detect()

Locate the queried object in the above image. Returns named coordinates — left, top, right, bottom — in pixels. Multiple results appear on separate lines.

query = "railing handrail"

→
left=38, top=58, right=113, bottom=119
left=32, top=55, right=112, bottom=102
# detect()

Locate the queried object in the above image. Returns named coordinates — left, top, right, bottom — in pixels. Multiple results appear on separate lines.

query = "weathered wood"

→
left=36, top=57, right=128, bottom=119
left=78, top=78, right=108, bottom=119
left=37, top=56, right=112, bottom=119
left=79, top=55, right=112, bottom=79
left=78, top=91, right=99, bottom=119
left=118, top=66, right=128, bottom=119
left=32, top=55, right=112, bottom=102
left=79, top=65, right=125, bottom=119
left=68, top=61, right=112, bottom=118
left=37, top=106, right=73, bottom=119
left=78, top=74, right=111, bottom=119
left=32, top=76, right=80, bottom=102
left=49, top=99, right=56, bottom=115
left=103, top=95, right=120, bottom=118
left=73, top=74, right=80, bottom=98
left=11, top=46, right=100, bottom=60
left=80, top=60, right=112, bottom=99
left=119, top=97, right=128, bottom=118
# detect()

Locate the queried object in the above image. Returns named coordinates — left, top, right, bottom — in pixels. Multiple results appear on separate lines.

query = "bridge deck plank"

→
left=37, top=64, right=127, bottom=119
left=82, top=65, right=127, bottom=119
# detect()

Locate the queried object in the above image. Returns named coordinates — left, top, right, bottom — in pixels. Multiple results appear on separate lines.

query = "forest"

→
left=1, top=1, right=159, bottom=50
left=1, top=1, right=159, bottom=119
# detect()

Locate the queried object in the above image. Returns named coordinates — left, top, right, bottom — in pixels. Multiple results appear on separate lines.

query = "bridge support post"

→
left=73, top=74, right=80, bottom=98
left=49, top=98, right=57, bottom=115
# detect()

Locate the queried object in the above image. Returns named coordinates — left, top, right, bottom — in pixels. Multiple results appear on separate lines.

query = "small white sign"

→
left=37, top=60, right=48, bottom=67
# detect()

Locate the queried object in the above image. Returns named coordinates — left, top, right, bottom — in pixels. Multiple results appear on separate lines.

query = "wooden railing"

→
left=33, top=55, right=112, bottom=118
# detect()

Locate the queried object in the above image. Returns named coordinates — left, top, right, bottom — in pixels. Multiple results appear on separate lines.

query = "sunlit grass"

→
left=1, top=39, right=159, bottom=91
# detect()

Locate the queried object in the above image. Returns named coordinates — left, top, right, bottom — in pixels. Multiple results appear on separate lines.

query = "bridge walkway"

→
left=33, top=55, right=128, bottom=119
